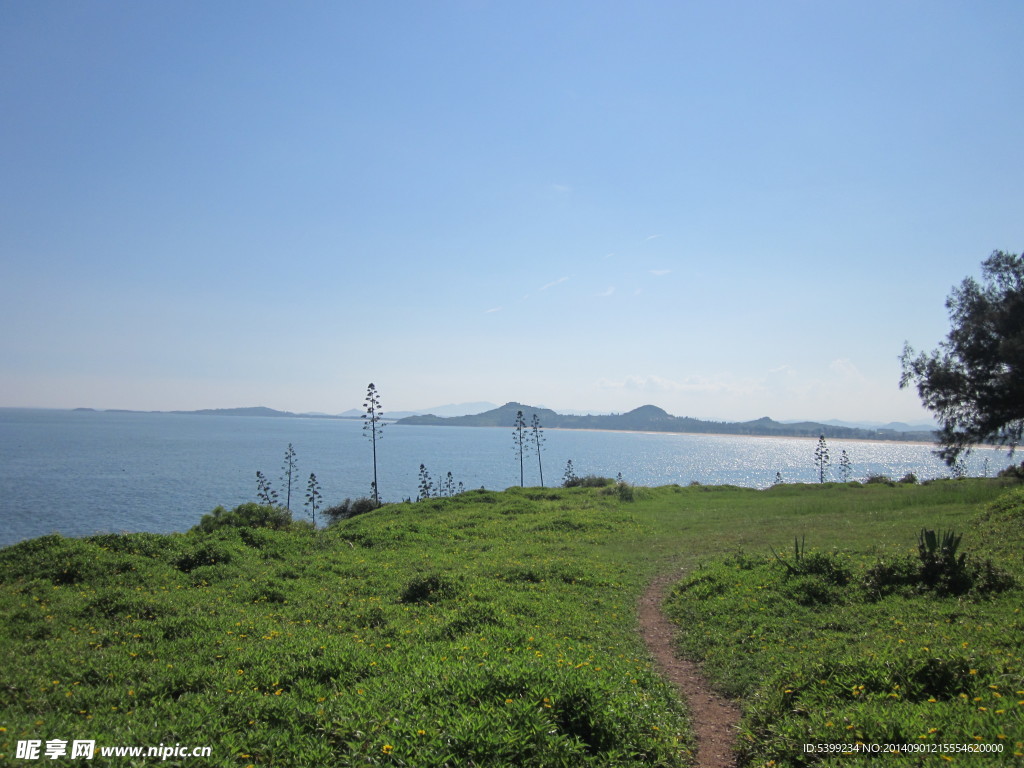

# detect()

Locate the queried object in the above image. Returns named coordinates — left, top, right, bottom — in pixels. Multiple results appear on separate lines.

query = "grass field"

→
left=0, top=478, right=1021, bottom=766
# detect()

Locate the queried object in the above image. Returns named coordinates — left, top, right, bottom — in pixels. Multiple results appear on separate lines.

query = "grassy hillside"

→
left=0, top=479, right=1020, bottom=766
left=664, top=483, right=1024, bottom=767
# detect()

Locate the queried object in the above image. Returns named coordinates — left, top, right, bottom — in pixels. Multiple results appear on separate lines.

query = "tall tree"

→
left=512, top=410, right=527, bottom=487
left=563, top=459, right=578, bottom=487
left=256, top=471, right=278, bottom=506
left=280, top=443, right=298, bottom=512
left=417, top=463, right=434, bottom=501
left=814, top=435, right=830, bottom=483
left=900, top=251, right=1024, bottom=464
left=363, top=383, right=385, bottom=504
left=530, top=413, right=546, bottom=487
left=305, top=472, right=322, bottom=527
left=838, top=449, right=852, bottom=483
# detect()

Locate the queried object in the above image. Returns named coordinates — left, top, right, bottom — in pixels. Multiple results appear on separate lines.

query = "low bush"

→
left=323, top=497, right=381, bottom=524
left=191, top=502, right=293, bottom=533
left=564, top=475, right=615, bottom=488
left=997, top=460, right=1024, bottom=479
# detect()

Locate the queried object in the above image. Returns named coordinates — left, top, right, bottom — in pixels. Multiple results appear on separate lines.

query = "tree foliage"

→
left=900, top=251, right=1024, bottom=464
left=305, top=472, right=322, bottom=527
left=417, top=463, right=434, bottom=501
left=530, top=413, right=546, bottom=488
left=838, top=450, right=851, bottom=483
left=280, top=443, right=298, bottom=512
left=562, top=459, right=578, bottom=487
left=255, top=471, right=279, bottom=506
left=363, top=383, right=385, bottom=504
left=512, top=410, right=527, bottom=487
left=814, top=435, right=830, bottom=483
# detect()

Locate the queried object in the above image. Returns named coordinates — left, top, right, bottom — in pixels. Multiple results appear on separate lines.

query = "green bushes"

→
left=563, top=475, right=615, bottom=488
left=192, top=502, right=294, bottom=533
left=861, top=528, right=1014, bottom=598
left=322, top=496, right=381, bottom=525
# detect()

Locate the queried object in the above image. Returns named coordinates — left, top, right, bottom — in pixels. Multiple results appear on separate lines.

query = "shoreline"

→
left=430, top=423, right=947, bottom=448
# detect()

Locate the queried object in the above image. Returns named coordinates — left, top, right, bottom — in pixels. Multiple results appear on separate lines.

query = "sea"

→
left=0, top=408, right=1015, bottom=549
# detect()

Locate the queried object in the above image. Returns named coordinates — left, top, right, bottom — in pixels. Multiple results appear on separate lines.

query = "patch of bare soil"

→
left=638, top=572, right=741, bottom=768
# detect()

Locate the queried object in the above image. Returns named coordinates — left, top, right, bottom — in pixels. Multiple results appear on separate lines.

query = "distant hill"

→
left=789, top=418, right=938, bottom=432
left=337, top=401, right=498, bottom=419
left=171, top=406, right=300, bottom=418
left=396, top=403, right=938, bottom=443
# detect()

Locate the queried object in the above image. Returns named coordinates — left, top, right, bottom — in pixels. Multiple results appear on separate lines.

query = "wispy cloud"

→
left=649, top=269, right=671, bottom=276
left=484, top=306, right=502, bottom=314
left=595, top=286, right=615, bottom=297
left=551, top=183, right=571, bottom=193
left=645, top=234, right=662, bottom=241
left=540, top=276, right=569, bottom=291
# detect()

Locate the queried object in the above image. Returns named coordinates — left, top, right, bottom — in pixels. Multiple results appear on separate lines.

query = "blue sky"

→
left=1, top=1, right=1021, bottom=422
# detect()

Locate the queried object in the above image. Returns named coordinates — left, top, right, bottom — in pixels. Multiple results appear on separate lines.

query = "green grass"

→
left=663, top=482, right=1024, bottom=767
left=0, top=479, right=1020, bottom=766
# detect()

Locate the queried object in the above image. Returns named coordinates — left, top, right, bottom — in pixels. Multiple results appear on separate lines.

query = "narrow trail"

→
left=638, top=572, right=741, bottom=768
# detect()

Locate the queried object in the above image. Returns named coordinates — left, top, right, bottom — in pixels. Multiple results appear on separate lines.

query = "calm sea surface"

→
left=0, top=408, right=1013, bottom=548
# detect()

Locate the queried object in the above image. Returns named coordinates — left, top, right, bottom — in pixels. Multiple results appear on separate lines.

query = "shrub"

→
left=564, top=475, right=615, bottom=488
left=899, top=472, right=918, bottom=484
left=598, top=481, right=636, bottom=501
left=191, top=503, right=293, bottom=533
left=997, top=461, right=1024, bottom=479
left=173, top=540, right=235, bottom=573
left=864, top=473, right=893, bottom=485
left=399, top=574, right=459, bottom=604
left=782, top=574, right=843, bottom=606
left=861, top=529, right=1015, bottom=598
left=323, top=497, right=381, bottom=525
left=917, top=528, right=970, bottom=595
left=862, top=555, right=918, bottom=598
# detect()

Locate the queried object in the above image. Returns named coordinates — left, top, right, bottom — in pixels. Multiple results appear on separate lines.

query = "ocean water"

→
left=0, top=408, right=1013, bottom=548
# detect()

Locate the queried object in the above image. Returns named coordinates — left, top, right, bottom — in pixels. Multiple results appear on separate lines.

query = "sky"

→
left=1, top=1, right=1022, bottom=423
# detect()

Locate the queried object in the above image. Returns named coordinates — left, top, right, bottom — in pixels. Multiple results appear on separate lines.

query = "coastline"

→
left=418, top=423, right=946, bottom=448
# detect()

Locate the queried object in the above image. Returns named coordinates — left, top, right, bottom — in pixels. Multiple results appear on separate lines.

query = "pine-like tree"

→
left=363, top=383, right=385, bottom=504
left=417, top=463, right=434, bottom=501
left=900, top=251, right=1024, bottom=464
left=838, top=450, right=852, bottom=482
left=256, top=470, right=279, bottom=506
left=512, top=410, right=527, bottom=487
left=530, top=414, right=546, bottom=487
left=814, top=435, right=830, bottom=483
left=305, top=472, right=322, bottom=527
left=563, top=459, right=578, bottom=487
left=280, top=443, right=298, bottom=511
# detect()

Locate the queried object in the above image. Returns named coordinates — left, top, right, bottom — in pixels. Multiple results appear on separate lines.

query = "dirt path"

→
left=638, top=572, right=741, bottom=768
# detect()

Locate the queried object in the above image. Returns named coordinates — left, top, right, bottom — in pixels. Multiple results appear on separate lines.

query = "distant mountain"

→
left=790, top=418, right=937, bottom=433
left=172, top=406, right=299, bottom=418
left=396, top=403, right=938, bottom=443
left=338, top=401, right=499, bottom=420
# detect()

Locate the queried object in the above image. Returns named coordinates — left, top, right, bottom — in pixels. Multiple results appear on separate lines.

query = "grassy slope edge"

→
left=0, top=479, right=1019, bottom=767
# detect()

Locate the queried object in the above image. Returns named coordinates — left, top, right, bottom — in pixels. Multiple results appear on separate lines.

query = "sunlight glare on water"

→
left=0, top=410, right=1015, bottom=547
